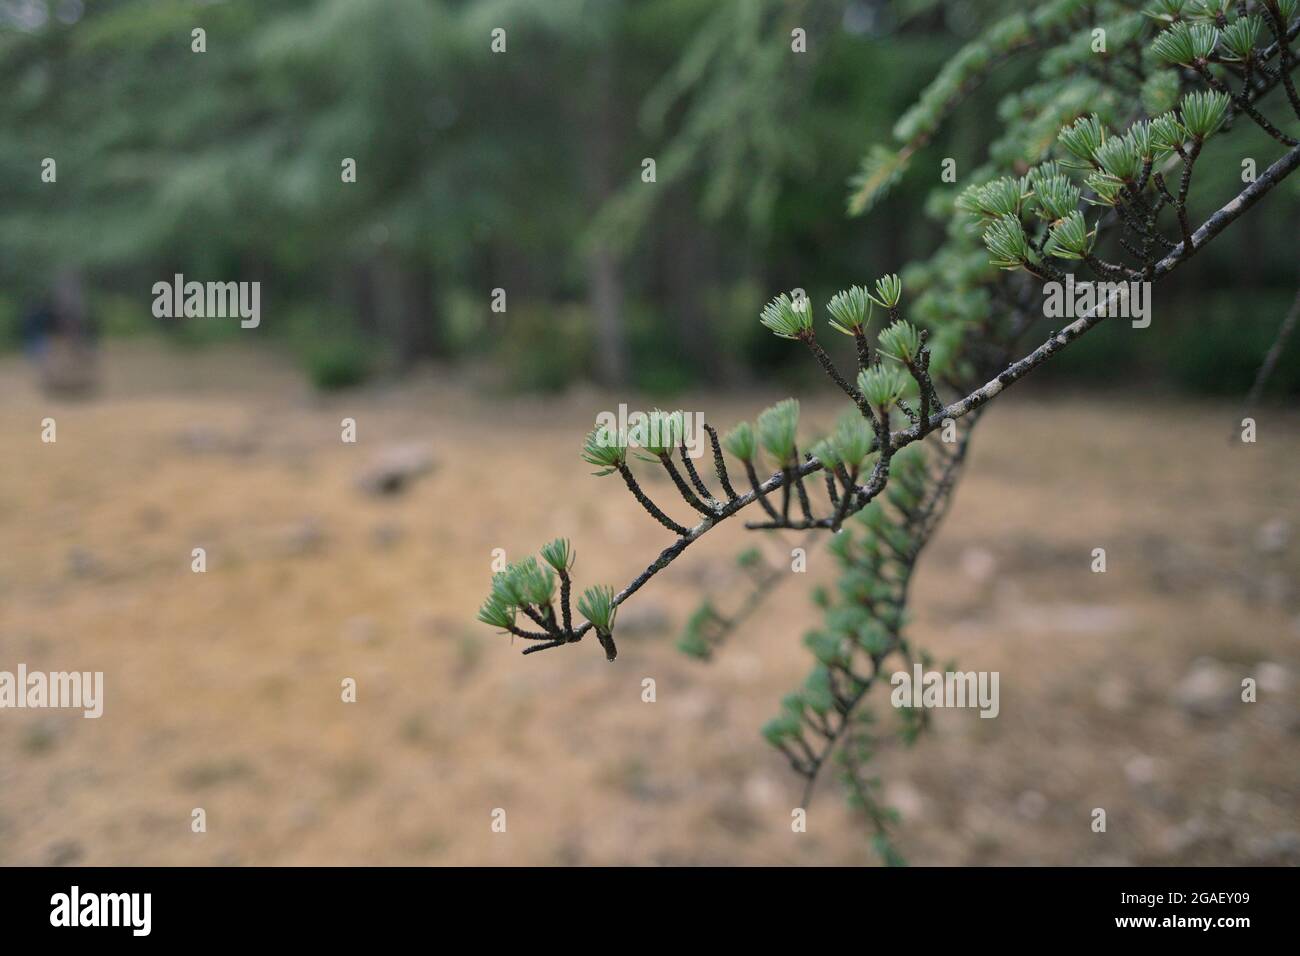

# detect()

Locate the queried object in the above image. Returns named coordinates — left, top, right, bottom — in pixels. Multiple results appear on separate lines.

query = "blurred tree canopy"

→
left=1, top=0, right=1295, bottom=393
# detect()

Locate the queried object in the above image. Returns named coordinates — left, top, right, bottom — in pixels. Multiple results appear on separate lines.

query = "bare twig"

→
left=1237, top=282, right=1300, bottom=429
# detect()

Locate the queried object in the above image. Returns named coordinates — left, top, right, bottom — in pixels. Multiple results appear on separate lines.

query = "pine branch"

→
left=745, top=459, right=782, bottom=522
left=660, top=454, right=716, bottom=517
left=507, top=624, right=557, bottom=642
left=829, top=465, right=860, bottom=533
left=521, top=603, right=563, bottom=639
left=852, top=328, right=872, bottom=374
left=499, top=123, right=1300, bottom=657
left=704, top=424, right=740, bottom=500
left=521, top=638, right=567, bottom=655
left=905, top=141, right=1300, bottom=442
left=792, top=445, right=814, bottom=522
left=1197, top=63, right=1298, bottom=145
left=679, top=442, right=714, bottom=502
left=618, top=463, right=690, bottom=536
left=558, top=569, right=574, bottom=633
left=802, top=332, right=872, bottom=423
left=1262, top=6, right=1300, bottom=119
left=797, top=417, right=980, bottom=806
left=1178, top=140, right=1202, bottom=247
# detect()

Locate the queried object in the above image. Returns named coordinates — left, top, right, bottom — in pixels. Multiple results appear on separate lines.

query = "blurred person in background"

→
left=21, top=270, right=98, bottom=396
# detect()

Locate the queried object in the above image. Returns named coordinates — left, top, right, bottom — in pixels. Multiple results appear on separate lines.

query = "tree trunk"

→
left=584, top=41, right=629, bottom=386
left=352, top=254, right=443, bottom=368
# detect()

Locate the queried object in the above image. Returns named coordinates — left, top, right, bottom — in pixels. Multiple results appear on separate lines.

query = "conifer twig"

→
left=704, top=424, right=740, bottom=500
left=745, top=459, right=782, bottom=522
left=660, top=454, right=716, bottom=517
left=558, top=569, right=574, bottom=633
left=1238, top=282, right=1300, bottom=427
left=604, top=142, right=1300, bottom=624
left=617, top=463, right=689, bottom=536
left=679, top=441, right=714, bottom=501
left=490, top=122, right=1300, bottom=664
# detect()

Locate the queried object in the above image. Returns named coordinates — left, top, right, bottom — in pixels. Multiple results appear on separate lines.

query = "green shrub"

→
left=302, top=337, right=374, bottom=391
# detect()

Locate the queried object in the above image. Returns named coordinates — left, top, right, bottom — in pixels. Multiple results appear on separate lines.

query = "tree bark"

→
left=584, top=40, right=629, bottom=386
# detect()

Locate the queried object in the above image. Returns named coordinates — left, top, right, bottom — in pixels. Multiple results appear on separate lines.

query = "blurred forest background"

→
left=2, top=0, right=1297, bottom=395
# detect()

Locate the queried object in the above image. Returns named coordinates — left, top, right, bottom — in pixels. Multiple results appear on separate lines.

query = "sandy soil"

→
left=1, top=341, right=1296, bottom=865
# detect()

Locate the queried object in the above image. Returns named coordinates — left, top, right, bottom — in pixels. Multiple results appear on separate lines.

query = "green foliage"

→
left=858, top=364, right=909, bottom=407
left=757, top=441, right=950, bottom=860
left=6, top=0, right=1286, bottom=402
left=1082, top=170, right=1123, bottom=207
left=1058, top=113, right=1108, bottom=167
left=982, top=214, right=1032, bottom=270
left=632, top=409, right=685, bottom=459
left=1220, top=15, right=1262, bottom=61
left=722, top=421, right=756, bottom=461
left=1125, top=120, right=1158, bottom=163
left=581, top=426, right=628, bottom=476
left=476, top=594, right=515, bottom=631
left=540, top=538, right=574, bottom=573
left=809, top=438, right=840, bottom=471
left=1148, top=112, right=1188, bottom=151
left=877, top=320, right=922, bottom=363
left=1095, top=133, right=1142, bottom=181
left=761, top=711, right=802, bottom=746
left=1029, top=171, right=1082, bottom=221
left=831, top=411, right=875, bottom=469
left=755, top=398, right=800, bottom=464
left=1151, top=20, right=1219, bottom=65
left=496, top=305, right=594, bottom=394
left=515, top=558, right=556, bottom=607
left=1180, top=90, right=1230, bottom=140
left=490, top=557, right=556, bottom=611
left=804, top=630, right=848, bottom=668
left=608, top=0, right=1300, bottom=864
left=301, top=337, right=374, bottom=391
left=1044, top=211, right=1096, bottom=260
left=826, top=286, right=873, bottom=336
left=676, top=602, right=717, bottom=660
left=577, top=584, right=618, bottom=633
left=759, top=292, right=813, bottom=340
left=871, top=833, right=908, bottom=868
left=457, top=0, right=1300, bottom=864
left=1145, top=0, right=1189, bottom=22
left=847, top=7, right=1048, bottom=215
left=1141, top=69, right=1183, bottom=115
left=869, top=274, right=904, bottom=309
left=1194, top=0, right=1233, bottom=18
left=802, top=666, right=836, bottom=715
left=957, top=177, right=1028, bottom=219
left=847, top=145, right=910, bottom=216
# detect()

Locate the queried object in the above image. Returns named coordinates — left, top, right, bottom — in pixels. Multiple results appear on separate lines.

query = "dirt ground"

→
left=1, top=341, right=1296, bottom=866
